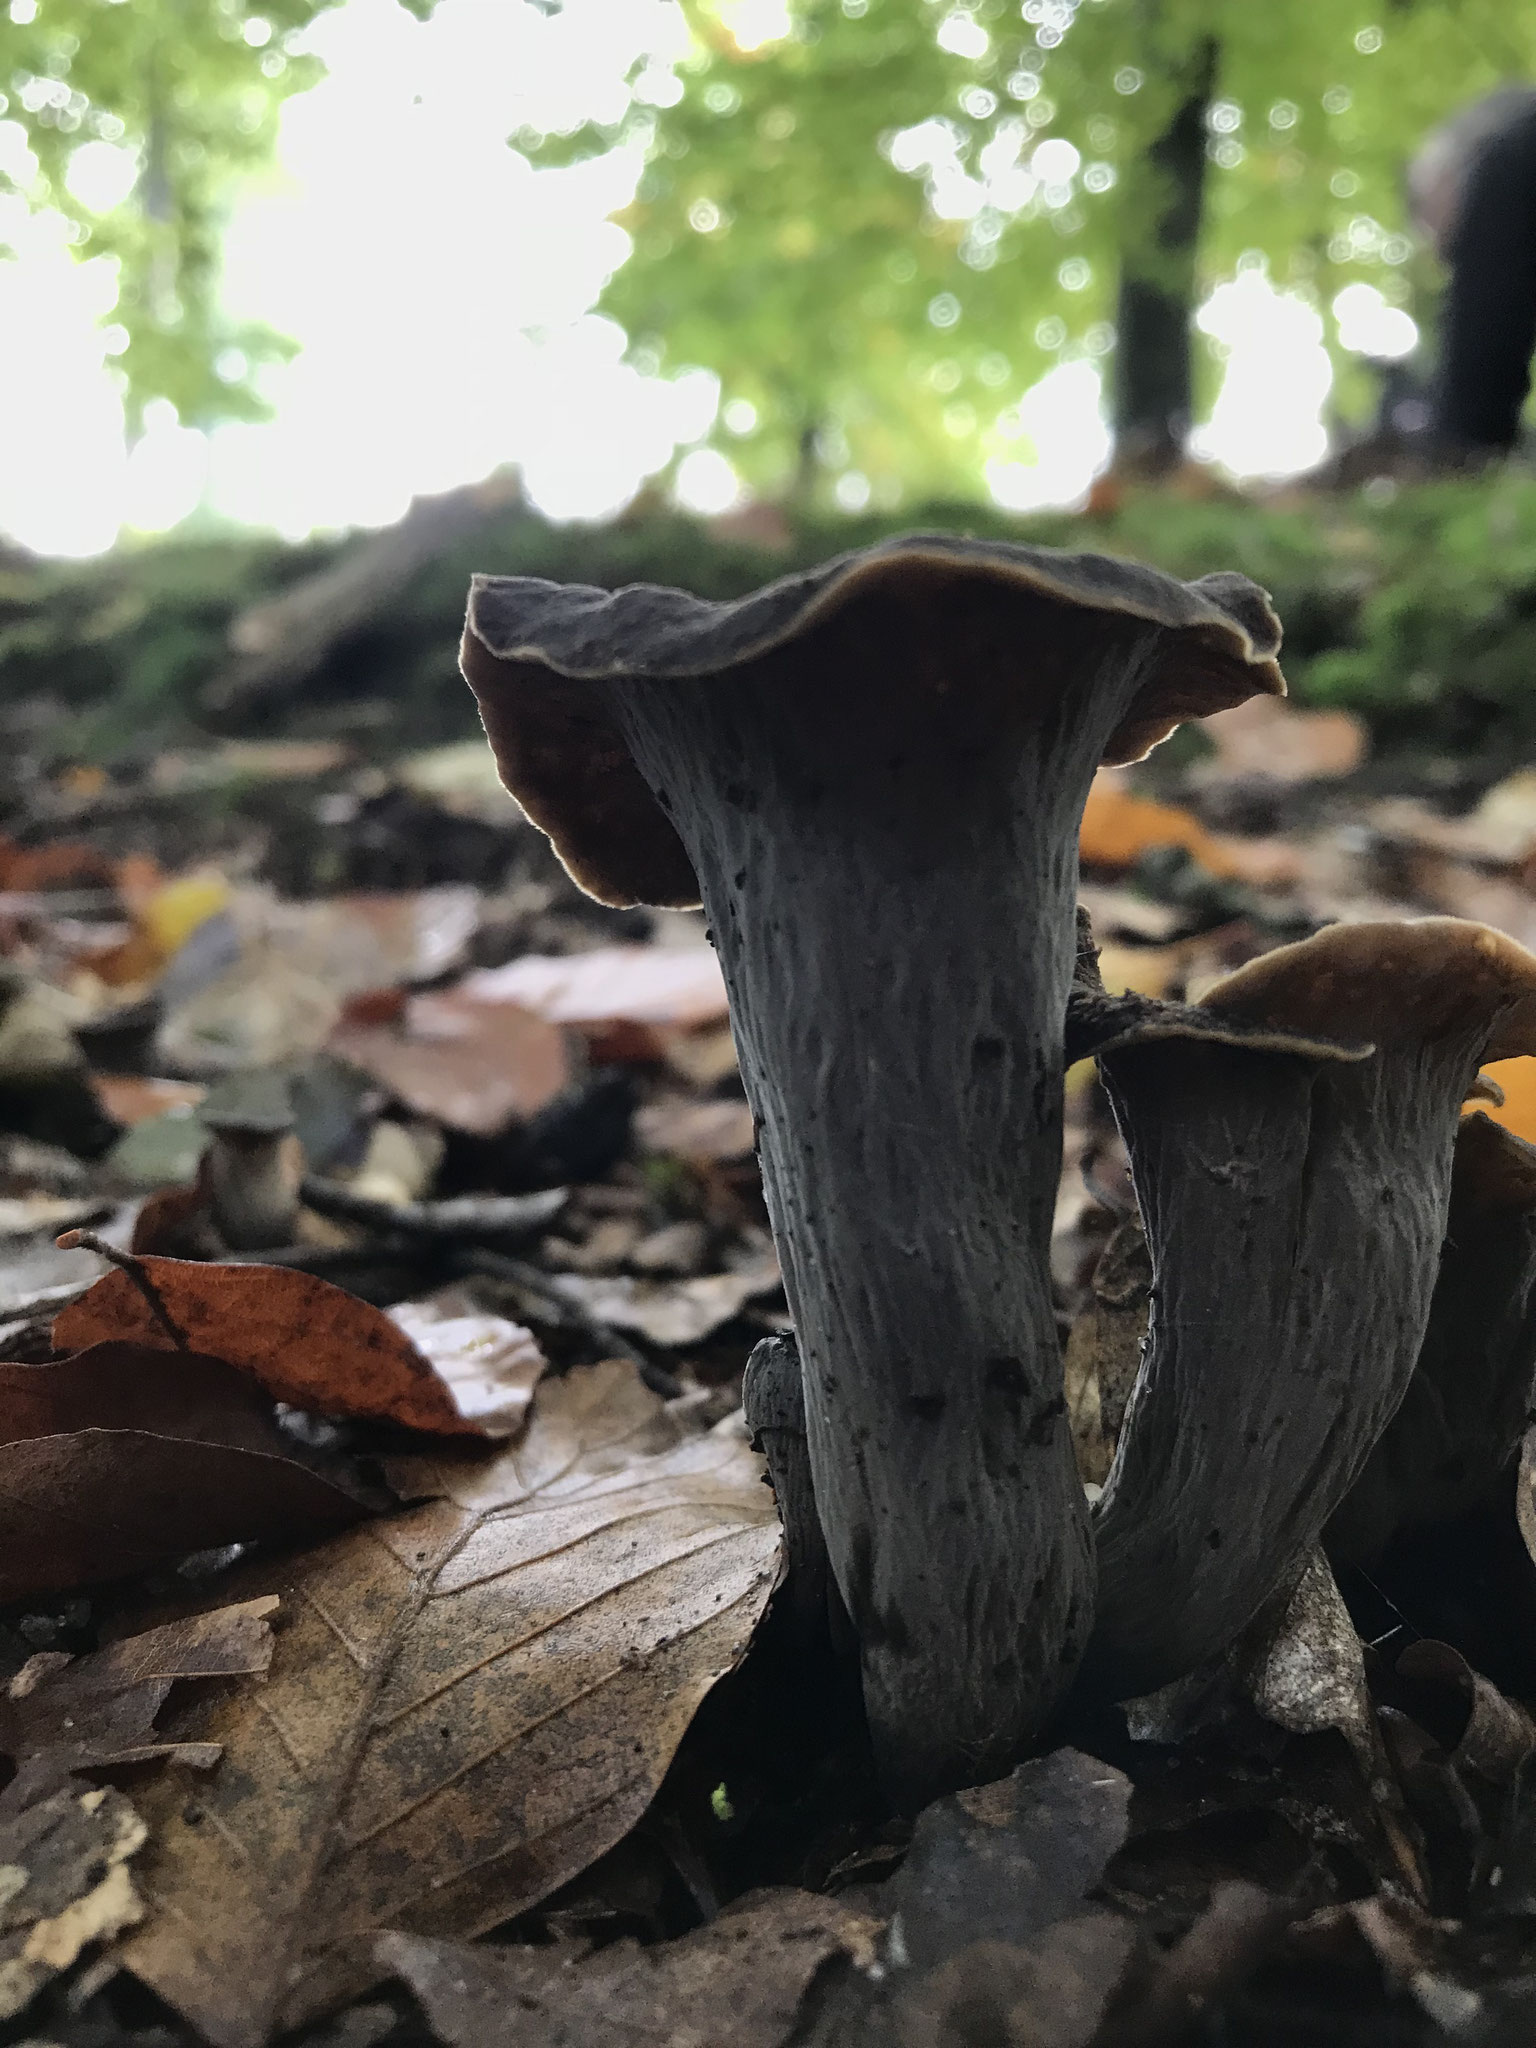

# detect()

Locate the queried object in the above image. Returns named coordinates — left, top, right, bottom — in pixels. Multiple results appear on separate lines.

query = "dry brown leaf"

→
left=385, top=1287, right=547, bottom=1437
left=549, top=1262, right=781, bottom=1347
left=634, top=1096, right=757, bottom=1163
left=379, top=1887, right=882, bottom=2048
left=1198, top=695, right=1368, bottom=785
left=89, top=1077, right=206, bottom=1128
left=0, top=1786, right=146, bottom=2020
left=0, top=1345, right=367, bottom=1601
left=0, top=1599, right=279, bottom=1818
left=464, top=946, right=729, bottom=1029
left=1473, top=1058, right=1536, bottom=1147
left=1079, top=775, right=1243, bottom=878
left=331, top=991, right=572, bottom=1137
left=53, top=1258, right=473, bottom=1435
left=118, top=1361, right=782, bottom=2047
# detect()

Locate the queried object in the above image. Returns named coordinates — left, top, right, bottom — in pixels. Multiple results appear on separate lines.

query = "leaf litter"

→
left=115, top=1360, right=781, bottom=2045
left=15, top=690, right=1536, bottom=2044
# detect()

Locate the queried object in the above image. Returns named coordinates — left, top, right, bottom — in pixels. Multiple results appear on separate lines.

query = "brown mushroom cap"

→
left=462, top=534, right=1284, bottom=907
left=1200, top=918, right=1536, bottom=1059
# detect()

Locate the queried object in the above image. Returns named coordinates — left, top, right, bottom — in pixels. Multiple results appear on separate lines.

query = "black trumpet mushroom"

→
left=1329, top=1108, right=1536, bottom=1569
left=461, top=533, right=1284, bottom=1801
left=1086, top=918, right=1536, bottom=1704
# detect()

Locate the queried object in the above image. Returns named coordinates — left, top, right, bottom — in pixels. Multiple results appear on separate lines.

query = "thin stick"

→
left=55, top=1231, right=190, bottom=1351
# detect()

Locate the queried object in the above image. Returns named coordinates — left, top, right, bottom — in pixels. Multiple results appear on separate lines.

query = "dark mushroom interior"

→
left=463, top=534, right=1284, bottom=1802
left=1328, top=1108, right=1536, bottom=1571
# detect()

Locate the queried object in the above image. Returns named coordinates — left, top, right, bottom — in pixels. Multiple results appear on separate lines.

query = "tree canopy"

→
left=524, top=0, right=1536, bottom=501
left=1, top=0, right=423, bottom=432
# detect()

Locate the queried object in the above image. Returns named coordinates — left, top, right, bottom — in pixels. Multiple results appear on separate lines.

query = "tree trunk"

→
left=1111, top=39, right=1218, bottom=475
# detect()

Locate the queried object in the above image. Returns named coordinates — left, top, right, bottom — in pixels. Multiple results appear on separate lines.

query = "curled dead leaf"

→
left=0, top=1600, right=279, bottom=1818
left=379, top=1887, right=882, bottom=2048
left=0, top=1345, right=367, bottom=1601
left=53, top=1256, right=474, bottom=1435
left=0, top=1786, right=146, bottom=2021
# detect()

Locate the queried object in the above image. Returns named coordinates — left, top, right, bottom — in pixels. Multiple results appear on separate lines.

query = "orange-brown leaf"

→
left=53, top=1259, right=469, bottom=1435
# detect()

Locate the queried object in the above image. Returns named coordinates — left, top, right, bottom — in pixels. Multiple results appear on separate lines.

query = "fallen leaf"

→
left=0, top=1195, right=103, bottom=1240
left=633, top=1097, right=757, bottom=1164
left=0, top=836, right=115, bottom=895
left=881, top=1918, right=1137, bottom=2048
left=1198, top=696, right=1368, bottom=785
left=1064, top=1218, right=1150, bottom=1489
left=386, top=1287, right=547, bottom=1437
left=1125, top=1550, right=1423, bottom=1898
left=807, top=1752, right=1135, bottom=2047
left=89, top=1077, right=206, bottom=1128
left=891, top=1750, right=1133, bottom=1974
left=0, top=1600, right=279, bottom=1818
left=465, top=946, right=728, bottom=1029
left=379, top=1887, right=882, bottom=2048
left=1394, top=1640, right=1536, bottom=1799
left=1080, top=775, right=1242, bottom=879
left=118, top=1361, right=782, bottom=2047
left=54, top=1257, right=473, bottom=1435
left=549, top=1262, right=781, bottom=1346
left=0, top=1204, right=140, bottom=1319
left=332, top=991, right=572, bottom=1137
left=1103, top=1883, right=1292, bottom=2048
left=156, top=947, right=343, bottom=1075
left=1474, top=1057, right=1536, bottom=1147
left=0, top=1786, right=146, bottom=2020
left=0, top=1343, right=368, bottom=1601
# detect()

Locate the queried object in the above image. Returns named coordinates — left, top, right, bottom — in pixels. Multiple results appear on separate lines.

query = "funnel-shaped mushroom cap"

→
left=1200, top=918, right=1536, bottom=1060
left=462, top=534, right=1284, bottom=906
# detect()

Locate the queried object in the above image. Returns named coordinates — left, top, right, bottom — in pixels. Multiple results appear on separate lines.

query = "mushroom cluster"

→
left=459, top=534, right=1536, bottom=1806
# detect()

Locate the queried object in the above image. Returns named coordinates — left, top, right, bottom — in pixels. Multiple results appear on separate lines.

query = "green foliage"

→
left=525, top=0, right=1536, bottom=501
left=0, top=0, right=342, bottom=430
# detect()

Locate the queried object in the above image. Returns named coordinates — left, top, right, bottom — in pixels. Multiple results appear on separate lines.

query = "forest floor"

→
left=7, top=526, right=1536, bottom=2044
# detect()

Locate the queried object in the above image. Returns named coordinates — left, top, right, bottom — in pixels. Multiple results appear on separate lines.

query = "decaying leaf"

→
left=1125, top=1550, right=1424, bottom=1898
left=118, top=1361, right=782, bottom=2047
left=1198, top=695, right=1368, bottom=786
left=806, top=1751, right=1135, bottom=2048
left=633, top=1096, right=757, bottom=1164
left=1063, top=1218, right=1150, bottom=1488
left=54, top=1257, right=472, bottom=1434
left=385, top=1287, right=547, bottom=1437
left=879, top=1917, right=1137, bottom=2048
left=0, top=1599, right=278, bottom=1818
left=549, top=1261, right=781, bottom=1347
left=0, top=1345, right=367, bottom=1601
left=331, top=990, right=572, bottom=1137
left=0, top=1786, right=146, bottom=2021
left=1079, top=775, right=1243, bottom=879
left=1394, top=1639, right=1536, bottom=1800
left=889, top=1750, right=1133, bottom=1974
left=464, top=946, right=729, bottom=1030
left=379, top=1887, right=882, bottom=2048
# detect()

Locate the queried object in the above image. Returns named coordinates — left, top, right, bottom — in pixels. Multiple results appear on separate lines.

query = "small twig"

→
left=54, top=1230, right=190, bottom=1351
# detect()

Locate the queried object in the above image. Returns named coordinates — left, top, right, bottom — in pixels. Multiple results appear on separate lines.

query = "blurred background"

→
left=14, top=0, right=1536, bottom=1338
left=9, top=0, right=1536, bottom=765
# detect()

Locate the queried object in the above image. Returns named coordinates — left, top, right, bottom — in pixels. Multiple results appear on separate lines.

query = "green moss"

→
left=12, top=474, right=1536, bottom=764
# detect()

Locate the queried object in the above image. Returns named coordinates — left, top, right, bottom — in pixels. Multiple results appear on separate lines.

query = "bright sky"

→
left=0, top=0, right=1421, bottom=557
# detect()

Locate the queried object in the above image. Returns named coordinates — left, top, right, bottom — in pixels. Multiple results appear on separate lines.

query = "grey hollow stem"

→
left=1087, top=1027, right=1488, bottom=1701
left=604, top=591, right=1169, bottom=1800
